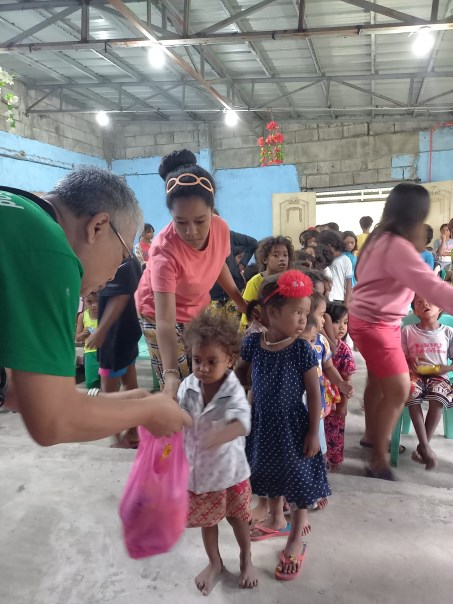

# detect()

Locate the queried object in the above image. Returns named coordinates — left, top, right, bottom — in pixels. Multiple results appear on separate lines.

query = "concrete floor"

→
left=1, top=355, right=453, bottom=604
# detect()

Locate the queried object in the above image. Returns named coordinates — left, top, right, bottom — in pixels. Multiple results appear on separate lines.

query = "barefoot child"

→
left=324, top=303, right=357, bottom=468
left=236, top=270, right=331, bottom=581
left=402, top=295, right=453, bottom=470
left=179, top=311, right=258, bottom=596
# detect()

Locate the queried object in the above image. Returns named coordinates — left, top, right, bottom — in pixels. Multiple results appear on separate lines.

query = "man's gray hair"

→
left=50, top=165, right=143, bottom=232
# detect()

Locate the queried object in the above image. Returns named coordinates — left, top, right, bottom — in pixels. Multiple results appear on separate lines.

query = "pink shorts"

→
left=349, top=314, right=408, bottom=379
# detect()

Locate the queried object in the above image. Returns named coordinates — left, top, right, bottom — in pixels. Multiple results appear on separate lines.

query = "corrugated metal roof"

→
left=0, top=0, right=452, bottom=121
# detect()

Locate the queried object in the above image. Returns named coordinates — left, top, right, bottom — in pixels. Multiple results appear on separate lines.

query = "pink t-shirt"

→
left=350, top=232, right=453, bottom=325
left=135, top=215, right=230, bottom=324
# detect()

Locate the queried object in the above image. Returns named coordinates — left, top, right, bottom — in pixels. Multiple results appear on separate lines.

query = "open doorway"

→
left=315, top=188, right=391, bottom=233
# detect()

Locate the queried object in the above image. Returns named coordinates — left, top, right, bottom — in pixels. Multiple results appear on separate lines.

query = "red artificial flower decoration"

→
left=277, top=270, right=313, bottom=299
left=266, top=120, right=280, bottom=131
left=257, top=120, right=285, bottom=167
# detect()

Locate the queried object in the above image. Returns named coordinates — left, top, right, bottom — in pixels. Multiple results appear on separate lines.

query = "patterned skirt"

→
left=187, top=480, right=252, bottom=528
left=138, top=315, right=190, bottom=389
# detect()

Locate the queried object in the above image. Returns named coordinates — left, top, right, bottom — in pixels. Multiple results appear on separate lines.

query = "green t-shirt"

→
left=0, top=189, right=83, bottom=376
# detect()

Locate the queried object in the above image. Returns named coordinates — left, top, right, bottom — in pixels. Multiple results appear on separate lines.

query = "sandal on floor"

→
left=365, top=466, right=397, bottom=481
left=275, top=544, right=307, bottom=581
left=250, top=522, right=291, bottom=542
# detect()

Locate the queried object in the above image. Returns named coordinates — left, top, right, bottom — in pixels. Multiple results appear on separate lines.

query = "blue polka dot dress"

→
left=242, top=333, right=331, bottom=508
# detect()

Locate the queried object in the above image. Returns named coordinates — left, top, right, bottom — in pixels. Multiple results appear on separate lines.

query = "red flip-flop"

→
left=275, top=544, right=307, bottom=581
left=250, top=522, right=291, bottom=542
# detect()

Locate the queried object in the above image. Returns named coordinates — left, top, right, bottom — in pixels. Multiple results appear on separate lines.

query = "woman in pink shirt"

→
left=349, top=183, right=453, bottom=479
left=136, top=149, right=247, bottom=399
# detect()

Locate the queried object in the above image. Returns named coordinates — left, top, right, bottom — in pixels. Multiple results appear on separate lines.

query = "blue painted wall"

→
left=112, top=153, right=300, bottom=241
left=418, top=126, right=453, bottom=183
left=0, top=130, right=106, bottom=192
left=215, top=165, right=300, bottom=241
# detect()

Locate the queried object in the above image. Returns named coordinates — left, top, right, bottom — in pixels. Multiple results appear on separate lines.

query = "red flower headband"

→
left=263, top=270, right=313, bottom=304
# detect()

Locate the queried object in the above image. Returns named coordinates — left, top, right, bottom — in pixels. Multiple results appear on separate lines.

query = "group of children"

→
left=175, top=259, right=358, bottom=593
left=175, top=219, right=453, bottom=595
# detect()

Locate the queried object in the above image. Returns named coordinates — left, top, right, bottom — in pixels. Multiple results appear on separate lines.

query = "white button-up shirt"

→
left=178, top=370, right=251, bottom=495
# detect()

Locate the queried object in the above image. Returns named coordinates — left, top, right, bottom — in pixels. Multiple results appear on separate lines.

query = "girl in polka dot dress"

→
left=236, top=270, right=331, bottom=581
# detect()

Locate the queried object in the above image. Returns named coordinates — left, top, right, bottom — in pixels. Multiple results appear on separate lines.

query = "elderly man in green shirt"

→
left=0, top=166, right=191, bottom=445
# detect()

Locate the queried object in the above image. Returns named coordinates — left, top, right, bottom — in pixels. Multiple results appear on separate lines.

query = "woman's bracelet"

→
left=87, top=388, right=100, bottom=397
left=163, top=368, right=180, bottom=380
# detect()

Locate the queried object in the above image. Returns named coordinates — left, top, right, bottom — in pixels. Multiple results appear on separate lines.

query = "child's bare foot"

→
left=411, top=449, right=424, bottom=464
left=195, top=560, right=223, bottom=596
left=239, top=553, right=258, bottom=589
left=418, top=444, right=437, bottom=470
left=316, top=498, right=328, bottom=510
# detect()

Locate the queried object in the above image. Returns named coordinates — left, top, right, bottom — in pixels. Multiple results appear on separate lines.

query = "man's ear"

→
left=85, top=212, right=110, bottom=244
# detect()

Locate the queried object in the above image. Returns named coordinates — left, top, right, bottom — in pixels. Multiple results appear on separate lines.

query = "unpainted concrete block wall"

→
left=0, top=82, right=105, bottom=158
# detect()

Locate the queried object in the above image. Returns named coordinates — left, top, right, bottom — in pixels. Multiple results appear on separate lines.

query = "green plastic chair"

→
left=390, top=313, right=453, bottom=467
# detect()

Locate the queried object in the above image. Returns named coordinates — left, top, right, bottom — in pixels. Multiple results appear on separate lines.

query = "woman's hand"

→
left=143, top=392, right=192, bottom=437
left=163, top=372, right=181, bottom=401
left=236, top=298, right=248, bottom=315
left=304, top=432, right=320, bottom=457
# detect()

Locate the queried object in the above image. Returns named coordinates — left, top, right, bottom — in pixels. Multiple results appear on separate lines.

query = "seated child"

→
left=179, top=311, right=258, bottom=595
left=324, top=303, right=357, bottom=468
left=402, top=294, right=453, bottom=470
left=75, top=292, right=100, bottom=388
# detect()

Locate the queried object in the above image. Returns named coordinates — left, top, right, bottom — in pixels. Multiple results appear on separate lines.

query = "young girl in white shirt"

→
left=179, top=311, right=258, bottom=596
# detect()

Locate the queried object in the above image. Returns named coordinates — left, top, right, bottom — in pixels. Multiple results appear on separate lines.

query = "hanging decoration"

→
left=257, top=120, right=285, bottom=166
left=0, top=66, right=19, bottom=130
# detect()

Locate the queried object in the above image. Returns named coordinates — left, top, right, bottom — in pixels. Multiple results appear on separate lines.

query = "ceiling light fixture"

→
left=96, top=111, right=110, bottom=127
left=148, top=45, right=166, bottom=68
left=224, top=109, right=239, bottom=127
left=411, top=27, right=435, bottom=58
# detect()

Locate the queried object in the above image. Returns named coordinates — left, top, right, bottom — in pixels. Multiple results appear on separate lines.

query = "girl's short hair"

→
left=315, top=244, right=334, bottom=269
left=159, top=149, right=215, bottom=210
left=143, top=223, right=154, bottom=233
left=425, top=224, right=433, bottom=246
left=295, top=250, right=314, bottom=268
left=326, top=302, right=348, bottom=324
left=255, top=236, right=294, bottom=272
left=342, top=230, right=358, bottom=252
left=310, top=291, right=327, bottom=313
left=300, top=268, right=324, bottom=289
left=299, top=229, right=319, bottom=246
left=318, top=230, right=344, bottom=251
left=304, top=314, right=318, bottom=332
left=183, top=310, right=241, bottom=357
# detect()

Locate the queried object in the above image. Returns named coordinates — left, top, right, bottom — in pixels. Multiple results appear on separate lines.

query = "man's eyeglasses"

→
left=110, top=222, right=134, bottom=267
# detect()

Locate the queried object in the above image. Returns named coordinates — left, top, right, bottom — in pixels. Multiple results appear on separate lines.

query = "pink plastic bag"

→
left=119, top=427, right=189, bottom=559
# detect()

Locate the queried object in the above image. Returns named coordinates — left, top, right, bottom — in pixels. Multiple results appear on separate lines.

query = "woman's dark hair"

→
left=143, top=223, right=154, bottom=233
left=326, top=302, right=348, bottom=324
left=310, top=291, right=327, bottom=313
left=315, top=244, right=334, bottom=268
left=357, top=184, right=430, bottom=272
left=359, top=216, right=373, bottom=230
left=318, top=229, right=344, bottom=251
left=342, top=230, right=358, bottom=252
left=299, top=229, right=318, bottom=247
left=255, top=236, right=294, bottom=272
left=159, top=149, right=215, bottom=210
left=425, top=224, right=433, bottom=246
left=183, top=310, right=241, bottom=357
